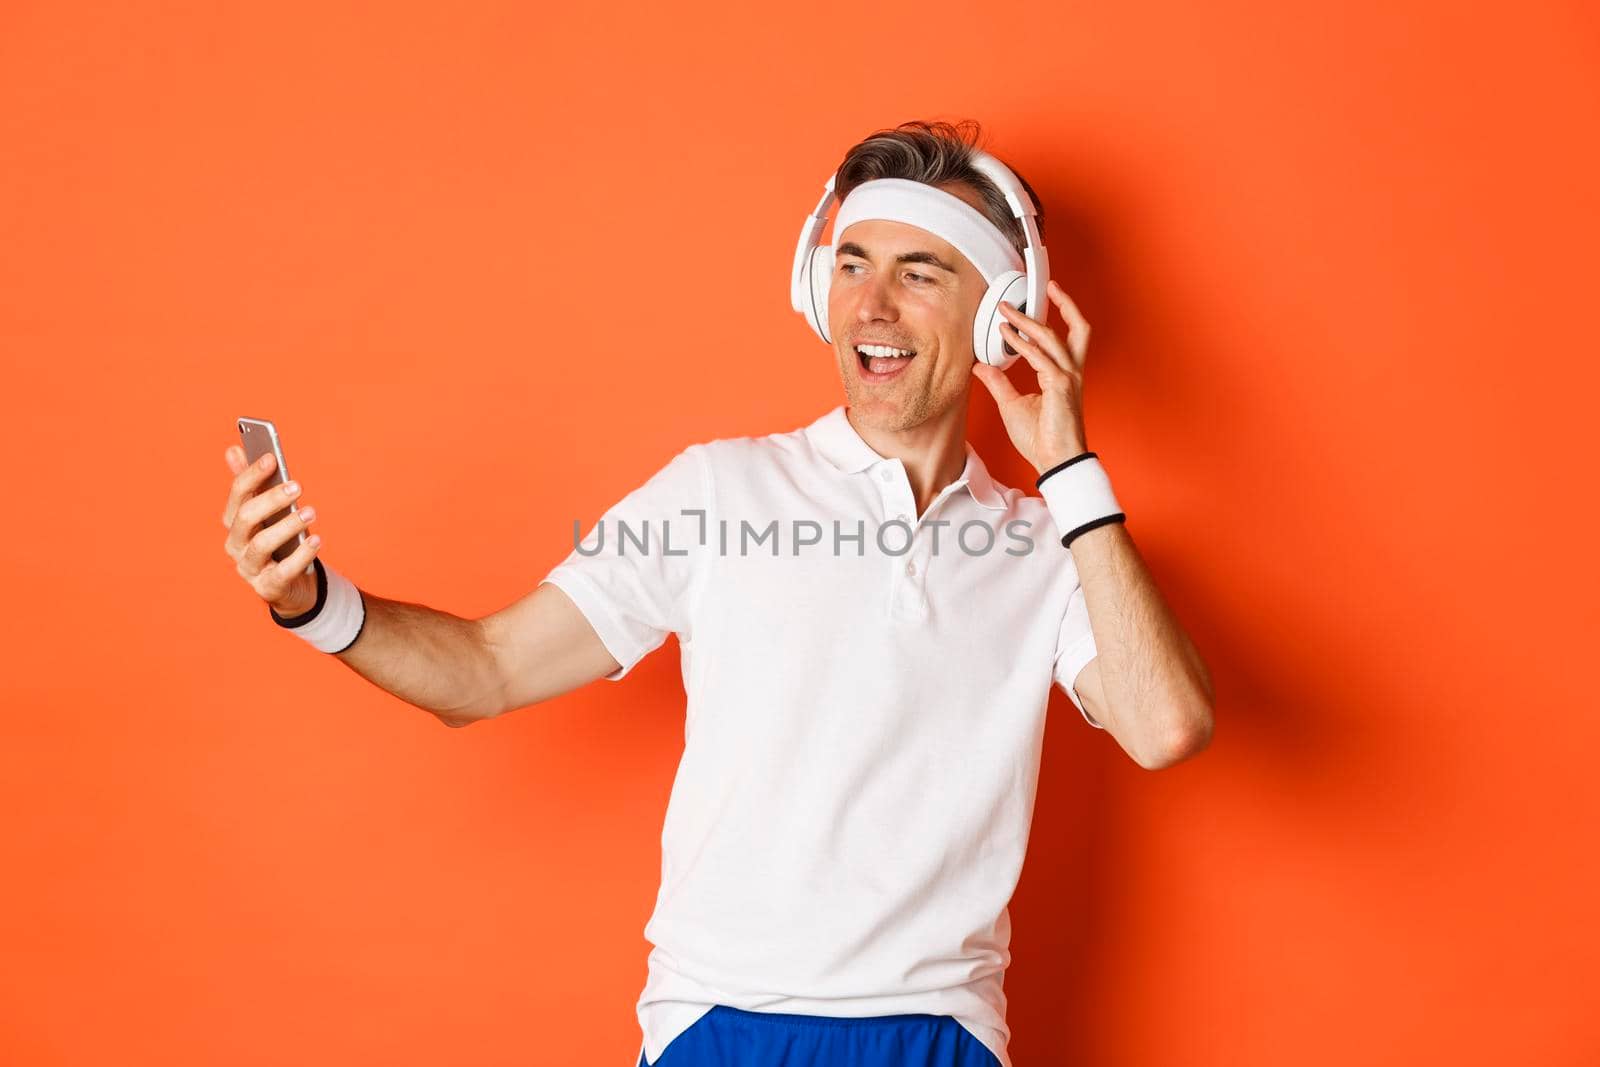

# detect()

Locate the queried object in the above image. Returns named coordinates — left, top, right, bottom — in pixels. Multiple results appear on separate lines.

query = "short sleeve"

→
left=1052, top=579, right=1103, bottom=728
left=538, top=444, right=712, bottom=682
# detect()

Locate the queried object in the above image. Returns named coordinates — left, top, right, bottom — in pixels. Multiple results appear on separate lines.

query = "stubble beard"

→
left=837, top=352, right=944, bottom=433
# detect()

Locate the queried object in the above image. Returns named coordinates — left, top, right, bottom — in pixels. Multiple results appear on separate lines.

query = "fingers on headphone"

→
left=1030, top=316, right=1085, bottom=372
left=999, top=324, right=1060, bottom=376
left=1001, top=321, right=1072, bottom=376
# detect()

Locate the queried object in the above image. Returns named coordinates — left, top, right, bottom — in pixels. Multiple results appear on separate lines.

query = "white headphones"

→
left=789, top=148, right=1089, bottom=370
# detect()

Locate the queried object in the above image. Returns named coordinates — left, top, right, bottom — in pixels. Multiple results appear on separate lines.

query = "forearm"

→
left=330, top=592, right=504, bottom=727
left=1067, top=520, right=1214, bottom=762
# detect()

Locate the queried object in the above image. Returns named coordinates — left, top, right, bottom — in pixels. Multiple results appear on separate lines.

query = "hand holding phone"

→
left=223, top=417, right=322, bottom=617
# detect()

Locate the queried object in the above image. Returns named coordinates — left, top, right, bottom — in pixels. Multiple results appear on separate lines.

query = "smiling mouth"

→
left=854, top=344, right=918, bottom=373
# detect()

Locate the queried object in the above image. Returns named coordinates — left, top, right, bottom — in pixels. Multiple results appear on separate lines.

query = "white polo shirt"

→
left=538, top=403, right=1101, bottom=1067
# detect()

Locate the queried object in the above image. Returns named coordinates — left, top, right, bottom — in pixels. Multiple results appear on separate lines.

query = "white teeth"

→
left=855, top=344, right=914, bottom=358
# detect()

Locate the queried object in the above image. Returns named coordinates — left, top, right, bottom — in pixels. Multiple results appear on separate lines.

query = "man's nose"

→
left=856, top=273, right=900, bottom=321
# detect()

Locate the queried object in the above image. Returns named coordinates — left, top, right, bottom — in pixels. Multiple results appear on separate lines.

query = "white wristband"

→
left=269, top=557, right=367, bottom=653
left=1035, top=452, right=1126, bottom=548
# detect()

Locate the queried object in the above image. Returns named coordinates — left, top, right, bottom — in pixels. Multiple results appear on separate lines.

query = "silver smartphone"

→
left=236, top=417, right=314, bottom=576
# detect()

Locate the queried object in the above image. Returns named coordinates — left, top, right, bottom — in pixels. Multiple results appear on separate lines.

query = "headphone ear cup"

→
left=803, top=245, right=834, bottom=344
left=973, top=271, right=1028, bottom=368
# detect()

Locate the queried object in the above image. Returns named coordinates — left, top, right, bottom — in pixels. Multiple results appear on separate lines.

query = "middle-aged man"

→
left=221, top=119, right=1215, bottom=1067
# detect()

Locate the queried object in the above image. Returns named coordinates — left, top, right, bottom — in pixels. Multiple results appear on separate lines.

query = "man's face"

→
left=828, top=181, right=991, bottom=432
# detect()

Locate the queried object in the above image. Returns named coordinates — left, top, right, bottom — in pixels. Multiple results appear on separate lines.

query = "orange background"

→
left=3, top=2, right=1597, bottom=1064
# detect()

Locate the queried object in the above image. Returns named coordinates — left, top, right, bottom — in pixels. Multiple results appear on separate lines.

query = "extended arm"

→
left=303, top=577, right=620, bottom=727
left=223, top=443, right=621, bottom=726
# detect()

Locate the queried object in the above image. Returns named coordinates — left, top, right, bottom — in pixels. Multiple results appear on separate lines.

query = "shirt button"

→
left=905, top=560, right=917, bottom=576
left=879, top=469, right=893, bottom=482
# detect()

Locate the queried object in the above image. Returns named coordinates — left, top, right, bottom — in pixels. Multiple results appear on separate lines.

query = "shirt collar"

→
left=802, top=404, right=1008, bottom=511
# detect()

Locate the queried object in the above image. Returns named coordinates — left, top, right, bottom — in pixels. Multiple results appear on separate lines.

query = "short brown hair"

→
left=831, top=119, right=1044, bottom=258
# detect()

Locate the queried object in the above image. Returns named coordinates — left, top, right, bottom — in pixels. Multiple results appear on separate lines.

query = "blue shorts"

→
left=639, top=1005, right=1001, bottom=1066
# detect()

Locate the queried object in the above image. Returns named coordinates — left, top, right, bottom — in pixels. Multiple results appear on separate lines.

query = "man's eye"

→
left=839, top=263, right=930, bottom=283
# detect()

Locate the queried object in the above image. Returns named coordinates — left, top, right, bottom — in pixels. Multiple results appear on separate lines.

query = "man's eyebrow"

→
left=836, top=241, right=958, bottom=275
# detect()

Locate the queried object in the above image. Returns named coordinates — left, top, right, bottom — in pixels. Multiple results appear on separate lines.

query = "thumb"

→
left=972, top=362, right=1020, bottom=405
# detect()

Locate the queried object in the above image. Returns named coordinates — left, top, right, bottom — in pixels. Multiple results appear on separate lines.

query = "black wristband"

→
left=269, top=557, right=328, bottom=628
left=1035, top=451, right=1098, bottom=489
left=1060, top=513, right=1127, bottom=549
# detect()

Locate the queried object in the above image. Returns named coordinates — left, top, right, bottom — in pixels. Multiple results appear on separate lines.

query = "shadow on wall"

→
left=977, top=169, right=1424, bottom=1064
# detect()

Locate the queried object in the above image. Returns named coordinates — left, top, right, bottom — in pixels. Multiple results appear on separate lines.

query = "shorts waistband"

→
left=702, top=1005, right=961, bottom=1029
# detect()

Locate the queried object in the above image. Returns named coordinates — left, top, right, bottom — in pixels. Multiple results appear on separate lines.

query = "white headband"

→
left=831, top=177, right=1024, bottom=284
